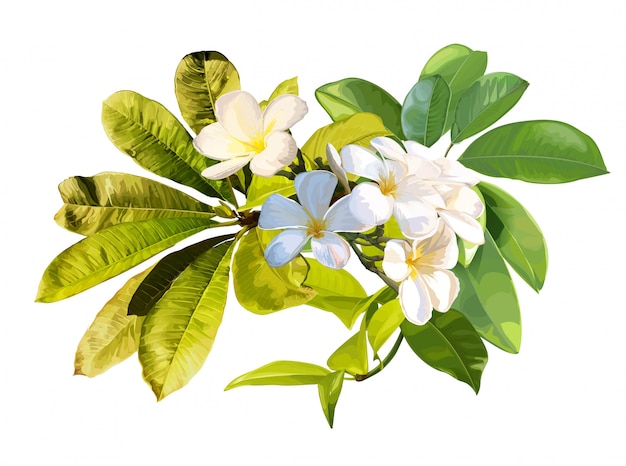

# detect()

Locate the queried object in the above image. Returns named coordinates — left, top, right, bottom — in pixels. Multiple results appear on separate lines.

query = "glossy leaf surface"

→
left=367, top=299, right=405, bottom=355
left=225, top=361, right=330, bottom=389
left=55, top=172, right=213, bottom=235
left=315, top=78, right=404, bottom=137
left=402, top=309, right=488, bottom=393
left=240, top=174, right=295, bottom=211
left=174, top=51, right=240, bottom=134
left=401, top=75, right=450, bottom=147
left=327, top=318, right=368, bottom=375
left=452, top=231, right=522, bottom=353
left=459, top=120, right=608, bottom=183
left=102, top=90, right=232, bottom=202
left=318, top=370, right=345, bottom=428
left=140, top=240, right=234, bottom=400
left=36, top=217, right=214, bottom=303
left=260, top=76, right=299, bottom=111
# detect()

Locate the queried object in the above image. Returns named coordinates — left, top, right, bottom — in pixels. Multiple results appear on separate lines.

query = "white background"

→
left=1, top=0, right=624, bottom=464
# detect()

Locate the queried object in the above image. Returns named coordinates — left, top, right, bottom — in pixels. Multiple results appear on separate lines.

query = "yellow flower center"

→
left=306, top=218, right=326, bottom=239
left=406, top=248, right=422, bottom=280
left=378, top=173, right=397, bottom=197
left=246, top=133, right=267, bottom=154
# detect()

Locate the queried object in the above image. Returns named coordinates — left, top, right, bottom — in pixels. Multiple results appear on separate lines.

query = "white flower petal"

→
left=446, top=186, right=484, bottom=218
left=382, top=240, right=412, bottom=281
left=324, top=195, right=372, bottom=232
left=201, top=155, right=253, bottom=180
left=258, top=194, right=310, bottom=230
left=393, top=194, right=439, bottom=239
left=326, top=144, right=350, bottom=193
left=370, top=137, right=408, bottom=163
left=439, top=210, right=485, bottom=245
left=416, top=222, right=459, bottom=269
left=397, top=176, right=445, bottom=209
left=434, top=158, right=480, bottom=185
left=264, top=229, right=310, bottom=267
left=294, top=170, right=337, bottom=220
left=420, top=269, right=460, bottom=313
left=349, top=182, right=394, bottom=225
left=215, top=91, right=262, bottom=142
left=194, top=122, right=250, bottom=161
left=311, top=232, right=351, bottom=269
left=399, top=276, right=433, bottom=325
left=340, top=144, right=386, bottom=181
left=249, top=131, right=297, bottom=177
left=262, top=94, right=308, bottom=132
left=404, top=140, right=438, bottom=161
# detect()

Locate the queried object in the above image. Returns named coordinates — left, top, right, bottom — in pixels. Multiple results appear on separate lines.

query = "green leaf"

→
left=479, top=182, right=548, bottom=291
left=174, top=51, right=241, bottom=134
left=36, top=217, right=214, bottom=303
left=401, top=75, right=451, bottom=147
left=303, top=258, right=367, bottom=328
left=367, top=299, right=405, bottom=356
left=139, top=239, right=235, bottom=400
left=452, top=231, right=522, bottom=353
left=318, top=370, right=345, bottom=428
left=458, top=120, right=608, bottom=183
left=225, top=361, right=330, bottom=390
left=129, top=234, right=236, bottom=316
left=452, top=72, right=529, bottom=143
left=74, top=267, right=151, bottom=377
left=239, top=174, right=295, bottom=211
left=401, top=309, right=488, bottom=393
left=457, top=187, right=486, bottom=268
left=327, top=317, right=368, bottom=375
left=259, top=77, right=299, bottom=111
left=232, top=228, right=316, bottom=314
left=301, top=112, right=393, bottom=167
left=102, top=90, right=232, bottom=202
left=420, top=44, right=488, bottom=132
left=55, top=172, right=214, bottom=235
left=315, top=78, right=404, bottom=138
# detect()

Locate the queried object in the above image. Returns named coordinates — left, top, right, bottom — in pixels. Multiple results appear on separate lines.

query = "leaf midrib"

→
left=462, top=154, right=607, bottom=170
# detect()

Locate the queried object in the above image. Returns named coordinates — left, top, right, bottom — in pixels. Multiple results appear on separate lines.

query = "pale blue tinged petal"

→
left=349, top=182, right=394, bottom=225
left=340, top=144, right=386, bottom=181
left=439, top=210, right=485, bottom=245
left=264, top=229, right=311, bottom=268
left=294, top=171, right=337, bottom=220
left=382, top=240, right=412, bottom=282
left=194, top=122, right=250, bottom=161
left=324, top=195, right=372, bottom=233
left=420, top=269, right=460, bottom=313
left=327, top=144, right=351, bottom=193
left=201, top=155, right=253, bottom=180
left=258, top=194, right=309, bottom=230
left=311, top=232, right=351, bottom=269
left=249, top=132, right=297, bottom=177
left=216, top=90, right=262, bottom=142
left=399, top=276, right=433, bottom=325
left=263, top=94, right=308, bottom=133
left=370, top=137, right=408, bottom=163
left=393, top=194, right=439, bottom=239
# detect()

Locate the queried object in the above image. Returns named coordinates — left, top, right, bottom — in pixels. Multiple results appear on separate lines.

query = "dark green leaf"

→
left=452, top=72, right=529, bottom=143
left=128, top=234, right=236, bottom=316
left=479, top=182, right=547, bottom=291
left=318, top=370, right=345, bottom=428
left=55, top=172, right=214, bottom=235
left=401, top=76, right=450, bottom=147
left=458, top=120, right=608, bottom=183
left=420, top=44, right=487, bottom=132
left=225, top=361, right=330, bottom=390
left=452, top=231, right=522, bottom=353
left=102, top=90, right=232, bottom=202
left=36, top=217, right=214, bottom=303
left=401, top=309, right=488, bottom=393
left=315, top=78, right=404, bottom=138
left=174, top=51, right=241, bottom=134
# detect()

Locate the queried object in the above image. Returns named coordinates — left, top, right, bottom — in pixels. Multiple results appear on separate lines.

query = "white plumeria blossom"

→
left=383, top=222, right=460, bottom=325
left=194, top=90, right=308, bottom=179
left=326, top=143, right=350, bottom=193
left=371, top=137, right=485, bottom=245
left=258, top=171, right=372, bottom=269
left=339, top=140, right=444, bottom=239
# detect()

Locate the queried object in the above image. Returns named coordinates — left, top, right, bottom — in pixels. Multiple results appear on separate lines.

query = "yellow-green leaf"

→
left=259, top=77, right=298, bottom=111
left=239, top=174, right=295, bottom=211
left=174, top=51, right=240, bottom=134
left=327, top=317, right=368, bottom=375
left=225, top=360, right=330, bottom=390
left=232, top=228, right=316, bottom=314
left=74, top=267, right=152, bottom=377
left=140, top=239, right=235, bottom=400
left=55, top=172, right=214, bottom=235
left=367, top=299, right=405, bottom=356
left=318, top=370, right=345, bottom=428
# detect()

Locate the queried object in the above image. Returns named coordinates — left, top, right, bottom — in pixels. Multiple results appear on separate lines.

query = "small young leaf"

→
left=327, top=317, right=368, bottom=375
left=401, top=76, right=451, bottom=147
left=367, top=299, right=404, bottom=356
left=225, top=361, right=330, bottom=390
left=318, top=371, right=345, bottom=428
left=259, top=77, right=299, bottom=110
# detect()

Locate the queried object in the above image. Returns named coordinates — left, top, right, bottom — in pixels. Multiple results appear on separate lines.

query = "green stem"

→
left=226, top=177, right=239, bottom=209
left=355, top=332, right=404, bottom=382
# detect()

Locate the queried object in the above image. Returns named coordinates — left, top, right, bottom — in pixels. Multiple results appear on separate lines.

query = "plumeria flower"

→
left=382, top=222, right=460, bottom=325
left=326, top=143, right=350, bottom=193
left=258, top=171, right=372, bottom=269
left=194, top=90, right=308, bottom=179
left=339, top=142, right=443, bottom=239
left=369, top=137, right=484, bottom=245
